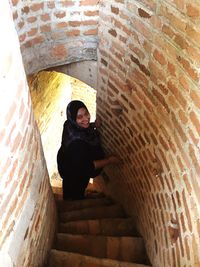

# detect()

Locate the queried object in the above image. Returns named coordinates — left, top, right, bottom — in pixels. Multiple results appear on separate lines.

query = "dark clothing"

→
left=57, top=100, right=105, bottom=200
left=57, top=139, right=104, bottom=199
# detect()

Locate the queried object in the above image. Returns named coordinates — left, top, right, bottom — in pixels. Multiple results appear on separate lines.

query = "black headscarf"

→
left=61, top=100, right=101, bottom=148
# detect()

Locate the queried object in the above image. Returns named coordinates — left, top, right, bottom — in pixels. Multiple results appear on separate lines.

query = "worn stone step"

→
left=55, top=233, right=146, bottom=264
left=56, top=197, right=113, bottom=212
left=49, top=250, right=151, bottom=267
left=59, top=204, right=126, bottom=222
left=59, top=218, right=140, bottom=236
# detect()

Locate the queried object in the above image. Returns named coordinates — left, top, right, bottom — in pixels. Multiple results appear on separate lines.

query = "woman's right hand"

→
left=108, top=155, right=121, bottom=164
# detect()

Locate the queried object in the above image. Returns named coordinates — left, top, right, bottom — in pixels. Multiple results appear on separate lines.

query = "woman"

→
left=57, top=100, right=119, bottom=200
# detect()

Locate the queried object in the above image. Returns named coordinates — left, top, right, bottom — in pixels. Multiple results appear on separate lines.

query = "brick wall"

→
left=97, top=1, right=200, bottom=266
left=0, top=1, right=56, bottom=267
left=10, top=0, right=99, bottom=74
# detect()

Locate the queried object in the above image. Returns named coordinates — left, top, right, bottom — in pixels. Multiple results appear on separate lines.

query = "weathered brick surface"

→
left=96, top=1, right=200, bottom=267
left=10, top=0, right=100, bottom=74
left=0, top=1, right=56, bottom=267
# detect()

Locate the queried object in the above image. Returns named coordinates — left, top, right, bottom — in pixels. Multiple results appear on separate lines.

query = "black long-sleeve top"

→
left=57, top=139, right=104, bottom=180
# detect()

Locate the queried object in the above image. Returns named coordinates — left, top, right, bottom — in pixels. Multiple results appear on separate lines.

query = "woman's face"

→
left=76, top=107, right=90, bottom=128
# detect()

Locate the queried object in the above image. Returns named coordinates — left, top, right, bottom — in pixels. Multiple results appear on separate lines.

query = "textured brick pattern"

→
left=0, top=2, right=56, bottom=267
left=96, top=1, right=200, bottom=267
left=10, top=0, right=99, bottom=74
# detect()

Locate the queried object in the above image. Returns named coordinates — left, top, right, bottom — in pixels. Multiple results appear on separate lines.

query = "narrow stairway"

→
left=48, top=191, right=151, bottom=267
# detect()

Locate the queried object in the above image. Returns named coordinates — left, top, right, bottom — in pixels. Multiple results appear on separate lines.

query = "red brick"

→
left=30, top=3, right=44, bottom=12
left=190, top=90, right=200, bottom=109
left=177, top=56, right=199, bottom=82
left=61, top=0, right=74, bottom=7
left=11, top=0, right=19, bottom=6
left=108, top=28, right=117, bottom=37
left=69, top=21, right=81, bottom=27
left=190, top=111, right=200, bottom=137
left=186, top=4, right=200, bottom=18
left=167, top=81, right=187, bottom=109
left=54, top=11, right=66, bottom=19
left=178, top=110, right=188, bottom=125
left=27, top=16, right=37, bottom=23
left=66, top=30, right=80, bottom=36
left=19, top=34, right=26, bottom=42
left=13, top=11, right=18, bottom=20
left=167, top=62, right=176, bottom=77
left=84, top=28, right=98, bottom=35
left=41, top=14, right=50, bottom=22
left=18, top=21, right=25, bottom=29
left=51, top=44, right=67, bottom=59
left=56, top=22, right=68, bottom=29
left=111, top=6, right=119, bottom=15
left=21, top=6, right=30, bottom=14
left=138, top=8, right=151, bottom=18
left=84, top=10, right=99, bottom=16
left=174, top=34, right=189, bottom=49
left=162, top=24, right=174, bottom=38
left=80, top=0, right=99, bottom=6
left=189, top=144, right=200, bottom=174
left=153, top=49, right=167, bottom=65
left=27, top=28, right=38, bottom=37
left=82, top=20, right=98, bottom=26
left=40, top=25, right=51, bottom=33
left=30, top=36, right=44, bottom=46
left=179, top=76, right=189, bottom=92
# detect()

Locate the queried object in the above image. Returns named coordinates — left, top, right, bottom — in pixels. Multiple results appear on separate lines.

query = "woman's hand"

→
left=94, top=118, right=102, bottom=128
left=93, top=155, right=122, bottom=170
left=108, top=155, right=121, bottom=164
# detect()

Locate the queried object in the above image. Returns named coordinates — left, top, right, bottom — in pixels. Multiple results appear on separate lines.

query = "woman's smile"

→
left=76, top=107, right=90, bottom=128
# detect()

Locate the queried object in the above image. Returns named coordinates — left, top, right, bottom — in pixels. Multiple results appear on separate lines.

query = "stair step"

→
left=49, top=250, right=151, bottom=267
left=59, top=218, right=140, bottom=236
left=56, top=197, right=113, bottom=212
left=55, top=233, right=146, bottom=263
left=59, top=204, right=126, bottom=222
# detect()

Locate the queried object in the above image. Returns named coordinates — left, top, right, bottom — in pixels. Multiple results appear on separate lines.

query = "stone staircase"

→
left=48, top=192, right=151, bottom=267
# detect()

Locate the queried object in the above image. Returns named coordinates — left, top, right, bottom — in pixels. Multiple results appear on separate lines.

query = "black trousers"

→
left=62, top=175, right=90, bottom=200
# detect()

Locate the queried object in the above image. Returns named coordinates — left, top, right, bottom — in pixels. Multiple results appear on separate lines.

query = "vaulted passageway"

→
left=1, top=1, right=200, bottom=267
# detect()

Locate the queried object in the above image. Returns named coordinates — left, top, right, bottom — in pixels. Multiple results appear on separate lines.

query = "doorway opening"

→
left=27, top=70, right=97, bottom=192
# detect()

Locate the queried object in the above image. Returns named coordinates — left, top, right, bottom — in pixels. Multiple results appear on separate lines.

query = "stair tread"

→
left=55, top=233, right=146, bottom=263
left=56, top=197, right=113, bottom=212
left=59, top=204, right=126, bottom=222
left=58, top=217, right=140, bottom=236
left=57, top=232, right=143, bottom=240
left=49, top=249, right=151, bottom=267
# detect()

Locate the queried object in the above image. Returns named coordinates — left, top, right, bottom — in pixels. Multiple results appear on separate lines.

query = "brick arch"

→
left=10, top=0, right=99, bottom=74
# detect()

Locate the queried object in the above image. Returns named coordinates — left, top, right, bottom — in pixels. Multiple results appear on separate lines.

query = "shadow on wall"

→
left=27, top=70, right=97, bottom=183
